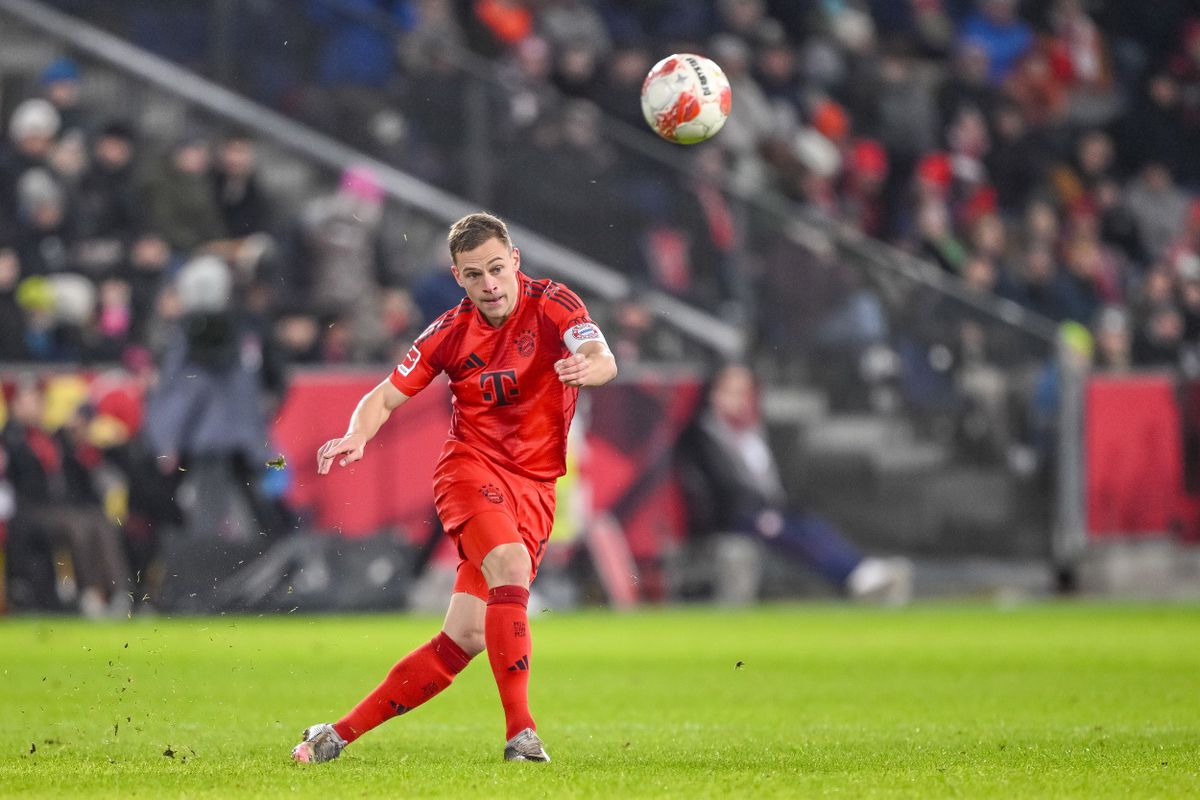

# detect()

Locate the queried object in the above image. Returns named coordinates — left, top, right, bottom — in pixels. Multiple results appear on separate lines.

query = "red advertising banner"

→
left=1085, top=374, right=1182, bottom=537
left=273, top=370, right=703, bottom=557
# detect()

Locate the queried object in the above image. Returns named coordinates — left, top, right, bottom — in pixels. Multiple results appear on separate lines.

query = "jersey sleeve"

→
left=542, top=283, right=610, bottom=354
left=389, top=320, right=446, bottom=396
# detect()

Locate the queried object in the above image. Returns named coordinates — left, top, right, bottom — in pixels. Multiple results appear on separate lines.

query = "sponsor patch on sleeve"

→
left=571, top=323, right=601, bottom=341
left=562, top=321, right=609, bottom=353
left=397, top=344, right=422, bottom=376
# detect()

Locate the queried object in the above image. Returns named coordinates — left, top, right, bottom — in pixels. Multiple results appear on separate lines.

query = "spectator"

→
left=1049, top=129, right=1115, bottom=211
left=1119, top=73, right=1189, bottom=177
left=143, top=254, right=287, bottom=540
left=538, top=0, right=612, bottom=57
left=1, top=99, right=61, bottom=239
left=708, top=35, right=777, bottom=194
left=676, top=363, right=913, bottom=604
left=1, top=378, right=131, bottom=617
left=39, top=57, right=91, bottom=135
left=303, top=0, right=406, bottom=88
left=0, top=247, right=28, bottom=361
left=1092, top=305, right=1132, bottom=372
left=550, top=38, right=604, bottom=100
left=469, top=0, right=535, bottom=56
left=212, top=131, right=270, bottom=241
left=399, top=0, right=467, bottom=72
left=592, top=44, right=651, bottom=131
left=1124, top=162, right=1193, bottom=266
left=716, top=0, right=774, bottom=43
left=73, top=121, right=140, bottom=275
left=937, top=39, right=1001, bottom=124
left=123, top=234, right=175, bottom=348
left=293, top=166, right=396, bottom=361
left=1012, top=243, right=1074, bottom=322
left=13, top=168, right=73, bottom=278
left=840, top=138, right=890, bottom=238
left=1133, top=303, right=1185, bottom=368
left=139, top=134, right=226, bottom=254
left=958, top=0, right=1034, bottom=85
left=93, top=276, right=135, bottom=361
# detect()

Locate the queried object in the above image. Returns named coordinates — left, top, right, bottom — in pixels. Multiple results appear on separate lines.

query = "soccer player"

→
left=292, top=212, right=617, bottom=764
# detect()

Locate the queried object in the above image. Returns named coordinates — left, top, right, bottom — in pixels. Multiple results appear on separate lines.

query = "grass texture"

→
left=1, top=602, right=1198, bottom=798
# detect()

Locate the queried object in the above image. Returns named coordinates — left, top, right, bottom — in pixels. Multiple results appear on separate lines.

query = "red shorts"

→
left=432, top=441, right=557, bottom=601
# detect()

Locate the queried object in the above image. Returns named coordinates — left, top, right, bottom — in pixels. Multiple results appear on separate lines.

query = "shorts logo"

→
left=397, top=344, right=422, bottom=376
left=516, top=328, right=536, bottom=357
left=571, top=323, right=600, bottom=341
left=480, top=483, right=504, bottom=504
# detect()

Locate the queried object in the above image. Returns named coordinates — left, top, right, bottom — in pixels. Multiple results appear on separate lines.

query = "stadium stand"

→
left=4, top=0, right=1200, bottom=612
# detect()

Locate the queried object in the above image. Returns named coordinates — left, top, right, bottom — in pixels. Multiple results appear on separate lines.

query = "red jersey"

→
left=389, top=272, right=600, bottom=480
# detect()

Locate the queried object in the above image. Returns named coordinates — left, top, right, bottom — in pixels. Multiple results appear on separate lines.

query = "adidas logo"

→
left=507, top=655, right=529, bottom=672
left=461, top=352, right=485, bottom=371
left=389, top=700, right=409, bottom=716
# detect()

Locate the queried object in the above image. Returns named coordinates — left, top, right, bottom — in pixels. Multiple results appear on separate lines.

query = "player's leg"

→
left=292, top=594, right=482, bottom=763
left=459, top=511, right=549, bottom=761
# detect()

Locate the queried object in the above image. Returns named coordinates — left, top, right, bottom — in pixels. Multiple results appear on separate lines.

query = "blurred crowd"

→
left=184, top=0, right=1200, bottom=376
left=5, top=0, right=1200, bottom=613
left=0, top=65, right=439, bottom=368
left=7, top=0, right=1200, bottom=373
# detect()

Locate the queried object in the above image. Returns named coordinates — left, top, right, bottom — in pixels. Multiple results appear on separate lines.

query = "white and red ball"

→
left=640, top=53, right=732, bottom=145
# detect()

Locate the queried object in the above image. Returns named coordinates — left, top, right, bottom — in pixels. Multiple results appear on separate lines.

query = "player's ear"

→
left=450, top=263, right=465, bottom=288
left=511, top=247, right=521, bottom=272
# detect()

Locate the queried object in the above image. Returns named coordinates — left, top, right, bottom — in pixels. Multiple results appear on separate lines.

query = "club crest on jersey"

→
left=515, top=328, right=537, bottom=357
left=397, top=344, right=421, bottom=376
left=571, top=323, right=601, bottom=341
left=480, top=483, right=504, bottom=504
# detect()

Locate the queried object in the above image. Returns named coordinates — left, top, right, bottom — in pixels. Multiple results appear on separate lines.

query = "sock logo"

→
left=506, top=655, right=529, bottom=672
left=421, top=682, right=440, bottom=698
left=513, top=621, right=527, bottom=637
left=388, top=700, right=409, bottom=716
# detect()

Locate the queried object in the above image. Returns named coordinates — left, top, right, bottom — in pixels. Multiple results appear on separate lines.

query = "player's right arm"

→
left=316, top=379, right=410, bottom=475
left=318, top=310, right=453, bottom=474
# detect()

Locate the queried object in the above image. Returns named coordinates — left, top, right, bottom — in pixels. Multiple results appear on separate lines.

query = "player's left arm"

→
left=555, top=340, right=617, bottom=388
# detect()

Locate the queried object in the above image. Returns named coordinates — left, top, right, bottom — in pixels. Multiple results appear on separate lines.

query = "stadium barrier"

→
left=1, top=368, right=702, bottom=610
left=1085, top=373, right=1192, bottom=539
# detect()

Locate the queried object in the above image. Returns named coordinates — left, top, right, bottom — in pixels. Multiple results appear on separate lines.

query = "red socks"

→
left=485, top=585, right=536, bottom=739
left=333, top=631, right=472, bottom=743
left=331, top=586, right=536, bottom=745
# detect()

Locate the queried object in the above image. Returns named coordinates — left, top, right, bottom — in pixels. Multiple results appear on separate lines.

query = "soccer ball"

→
left=640, top=54, right=732, bottom=145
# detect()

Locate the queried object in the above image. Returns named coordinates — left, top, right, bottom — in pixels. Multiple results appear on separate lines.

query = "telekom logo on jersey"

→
left=480, top=370, right=520, bottom=407
left=397, top=348, right=519, bottom=406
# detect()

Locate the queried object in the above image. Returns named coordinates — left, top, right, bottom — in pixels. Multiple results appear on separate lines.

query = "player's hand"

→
left=554, top=353, right=592, bottom=387
left=317, top=433, right=367, bottom=475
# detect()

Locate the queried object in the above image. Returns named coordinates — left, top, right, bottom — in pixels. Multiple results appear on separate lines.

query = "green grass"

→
left=1, top=603, right=1198, bottom=798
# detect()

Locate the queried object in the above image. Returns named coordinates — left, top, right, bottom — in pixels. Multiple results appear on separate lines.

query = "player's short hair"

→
left=448, top=212, right=511, bottom=262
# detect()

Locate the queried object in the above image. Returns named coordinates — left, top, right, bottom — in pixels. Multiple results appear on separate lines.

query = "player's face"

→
left=452, top=237, right=522, bottom=326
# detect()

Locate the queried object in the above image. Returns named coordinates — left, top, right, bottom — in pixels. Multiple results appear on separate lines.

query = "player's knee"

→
left=481, top=543, right=532, bottom=588
left=446, top=627, right=485, bottom=657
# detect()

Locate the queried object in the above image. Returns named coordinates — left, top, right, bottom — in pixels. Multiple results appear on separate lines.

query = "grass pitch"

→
left=1, top=603, right=1198, bottom=798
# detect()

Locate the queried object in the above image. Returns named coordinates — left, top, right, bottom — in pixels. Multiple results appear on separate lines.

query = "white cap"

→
left=793, top=128, right=841, bottom=178
left=50, top=273, right=97, bottom=325
left=177, top=255, right=233, bottom=314
left=9, top=98, right=61, bottom=142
